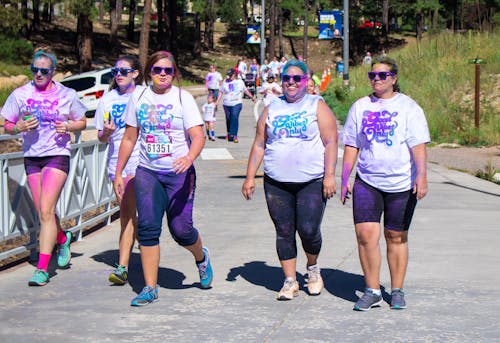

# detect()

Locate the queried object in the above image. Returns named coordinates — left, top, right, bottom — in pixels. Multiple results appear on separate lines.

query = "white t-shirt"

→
left=343, top=93, right=430, bottom=192
left=94, top=88, right=140, bottom=178
left=221, top=79, right=247, bottom=106
left=1, top=81, right=87, bottom=157
left=205, top=71, right=222, bottom=90
left=124, top=85, right=203, bottom=173
left=264, top=94, right=325, bottom=182
left=202, top=102, right=216, bottom=122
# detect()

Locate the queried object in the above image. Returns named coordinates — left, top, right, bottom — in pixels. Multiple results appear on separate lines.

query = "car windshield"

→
left=61, top=77, right=96, bottom=91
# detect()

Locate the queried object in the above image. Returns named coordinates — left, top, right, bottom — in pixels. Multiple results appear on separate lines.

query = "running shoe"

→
left=197, top=247, right=213, bottom=289
left=233, top=136, right=239, bottom=143
left=390, top=289, right=407, bottom=310
left=28, top=269, right=49, bottom=286
left=108, top=264, right=128, bottom=285
left=130, top=285, right=158, bottom=306
left=277, top=277, right=299, bottom=300
left=57, top=231, right=72, bottom=268
left=306, top=264, right=323, bottom=295
left=353, top=289, right=383, bottom=311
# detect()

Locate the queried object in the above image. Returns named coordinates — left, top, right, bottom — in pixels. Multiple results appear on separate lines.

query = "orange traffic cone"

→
left=319, top=69, right=327, bottom=92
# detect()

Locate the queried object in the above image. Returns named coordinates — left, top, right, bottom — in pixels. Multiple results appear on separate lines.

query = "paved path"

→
left=1, top=97, right=500, bottom=342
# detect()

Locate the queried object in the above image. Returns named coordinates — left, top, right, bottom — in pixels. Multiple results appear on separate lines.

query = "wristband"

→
left=13, top=124, right=19, bottom=134
left=185, top=155, right=193, bottom=163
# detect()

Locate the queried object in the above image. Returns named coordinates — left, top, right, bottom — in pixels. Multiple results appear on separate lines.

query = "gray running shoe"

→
left=353, top=289, right=383, bottom=311
left=390, top=289, right=407, bottom=310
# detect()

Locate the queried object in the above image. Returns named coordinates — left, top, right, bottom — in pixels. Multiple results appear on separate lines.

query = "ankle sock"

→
left=56, top=231, right=67, bottom=245
left=37, top=253, right=51, bottom=271
left=367, top=288, right=382, bottom=296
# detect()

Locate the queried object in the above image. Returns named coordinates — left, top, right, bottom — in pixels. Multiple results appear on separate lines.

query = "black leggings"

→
left=263, top=174, right=326, bottom=261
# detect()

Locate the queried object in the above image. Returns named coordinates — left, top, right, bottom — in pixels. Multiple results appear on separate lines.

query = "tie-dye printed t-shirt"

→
left=124, top=86, right=203, bottom=173
left=1, top=81, right=87, bottom=157
left=343, top=93, right=430, bottom=192
left=264, top=94, right=325, bottom=183
left=205, top=71, right=222, bottom=90
left=94, top=87, right=141, bottom=178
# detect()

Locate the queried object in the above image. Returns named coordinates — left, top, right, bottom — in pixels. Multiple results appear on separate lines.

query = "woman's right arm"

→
left=242, top=107, right=268, bottom=200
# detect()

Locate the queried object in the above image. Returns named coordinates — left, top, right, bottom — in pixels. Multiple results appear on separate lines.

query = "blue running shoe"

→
left=28, top=269, right=49, bottom=286
left=353, top=289, right=383, bottom=311
left=390, top=289, right=407, bottom=310
left=197, top=247, right=213, bottom=289
left=108, top=264, right=128, bottom=285
left=131, top=286, right=158, bottom=306
left=57, top=231, right=72, bottom=268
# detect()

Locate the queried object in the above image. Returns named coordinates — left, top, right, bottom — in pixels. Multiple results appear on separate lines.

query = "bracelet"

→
left=185, top=155, right=193, bottom=163
left=13, top=124, right=19, bottom=134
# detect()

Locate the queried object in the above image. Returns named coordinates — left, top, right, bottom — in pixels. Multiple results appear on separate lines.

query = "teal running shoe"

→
left=109, top=264, right=128, bottom=285
left=131, top=286, right=158, bottom=306
left=197, top=246, right=213, bottom=289
left=28, top=269, right=49, bottom=286
left=390, top=289, right=407, bottom=310
left=353, top=289, right=383, bottom=311
left=57, top=231, right=72, bottom=268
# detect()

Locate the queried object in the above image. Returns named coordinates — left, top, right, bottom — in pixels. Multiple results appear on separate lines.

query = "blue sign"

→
left=318, top=11, right=343, bottom=40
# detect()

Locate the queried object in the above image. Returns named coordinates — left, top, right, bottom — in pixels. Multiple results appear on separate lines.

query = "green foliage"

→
left=323, top=31, right=500, bottom=145
left=475, top=159, right=500, bottom=184
left=0, top=2, right=28, bottom=35
left=217, top=0, right=243, bottom=24
left=69, top=0, right=97, bottom=17
left=0, top=35, right=33, bottom=65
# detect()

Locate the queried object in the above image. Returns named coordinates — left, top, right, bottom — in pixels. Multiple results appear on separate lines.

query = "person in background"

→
left=259, top=73, right=282, bottom=107
left=217, top=68, right=255, bottom=143
left=307, top=78, right=320, bottom=95
left=202, top=93, right=217, bottom=141
left=341, top=56, right=430, bottom=311
left=114, top=50, right=214, bottom=306
left=363, top=52, right=372, bottom=65
left=242, top=59, right=338, bottom=300
left=95, top=55, right=144, bottom=285
left=205, top=65, right=222, bottom=101
left=1, top=47, right=87, bottom=286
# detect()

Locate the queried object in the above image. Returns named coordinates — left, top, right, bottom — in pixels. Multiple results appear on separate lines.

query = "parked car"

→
left=359, top=20, right=382, bottom=29
left=60, top=68, right=113, bottom=118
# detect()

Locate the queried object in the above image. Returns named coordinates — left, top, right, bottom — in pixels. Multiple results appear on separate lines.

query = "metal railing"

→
left=0, top=127, right=119, bottom=262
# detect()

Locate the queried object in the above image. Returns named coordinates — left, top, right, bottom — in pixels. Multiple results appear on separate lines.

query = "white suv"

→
left=61, top=68, right=114, bottom=117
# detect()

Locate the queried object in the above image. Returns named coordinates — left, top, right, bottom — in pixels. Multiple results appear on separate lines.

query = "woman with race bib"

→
left=114, top=51, right=213, bottom=306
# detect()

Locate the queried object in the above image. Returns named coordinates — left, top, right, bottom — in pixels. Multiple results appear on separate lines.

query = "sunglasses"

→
left=282, top=74, right=307, bottom=83
left=151, top=66, right=175, bottom=75
left=30, top=65, right=54, bottom=76
left=368, top=71, right=395, bottom=80
left=111, top=67, right=135, bottom=76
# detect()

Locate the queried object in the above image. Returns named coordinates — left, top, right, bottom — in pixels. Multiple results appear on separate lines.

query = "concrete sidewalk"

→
left=1, top=97, right=500, bottom=342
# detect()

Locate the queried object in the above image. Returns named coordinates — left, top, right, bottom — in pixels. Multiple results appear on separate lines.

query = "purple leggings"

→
left=134, top=166, right=199, bottom=247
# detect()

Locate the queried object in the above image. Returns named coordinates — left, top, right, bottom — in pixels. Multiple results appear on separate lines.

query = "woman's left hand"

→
left=55, top=120, right=69, bottom=133
left=322, top=175, right=337, bottom=199
left=173, top=155, right=193, bottom=174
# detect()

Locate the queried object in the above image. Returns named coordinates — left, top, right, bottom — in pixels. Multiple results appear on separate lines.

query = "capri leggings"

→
left=134, top=165, right=199, bottom=247
left=263, top=174, right=326, bottom=261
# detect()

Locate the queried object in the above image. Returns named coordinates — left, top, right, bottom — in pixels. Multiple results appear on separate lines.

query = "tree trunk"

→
left=127, top=0, right=136, bottom=41
left=416, top=12, right=424, bottom=40
left=193, top=13, right=201, bottom=58
left=242, top=0, right=248, bottom=25
left=139, top=0, right=152, bottom=69
left=77, top=13, right=93, bottom=72
left=109, top=0, right=119, bottom=50
left=278, top=6, right=284, bottom=58
left=167, top=0, right=178, bottom=56
left=267, top=0, right=276, bottom=59
left=33, top=0, right=40, bottom=31
left=303, top=1, right=308, bottom=61
left=204, top=0, right=214, bottom=50
left=382, top=0, right=389, bottom=35
left=98, top=0, right=104, bottom=23
left=157, top=0, right=166, bottom=49
left=21, top=0, right=30, bottom=38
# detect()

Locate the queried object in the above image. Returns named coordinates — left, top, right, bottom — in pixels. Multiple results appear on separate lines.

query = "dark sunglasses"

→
left=368, top=71, right=395, bottom=80
left=282, top=74, right=307, bottom=83
left=30, top=65, right=54, bottom=76
left=111, top=67, right=135, bottom=76
left=151, top=66, right=175, bottom=75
